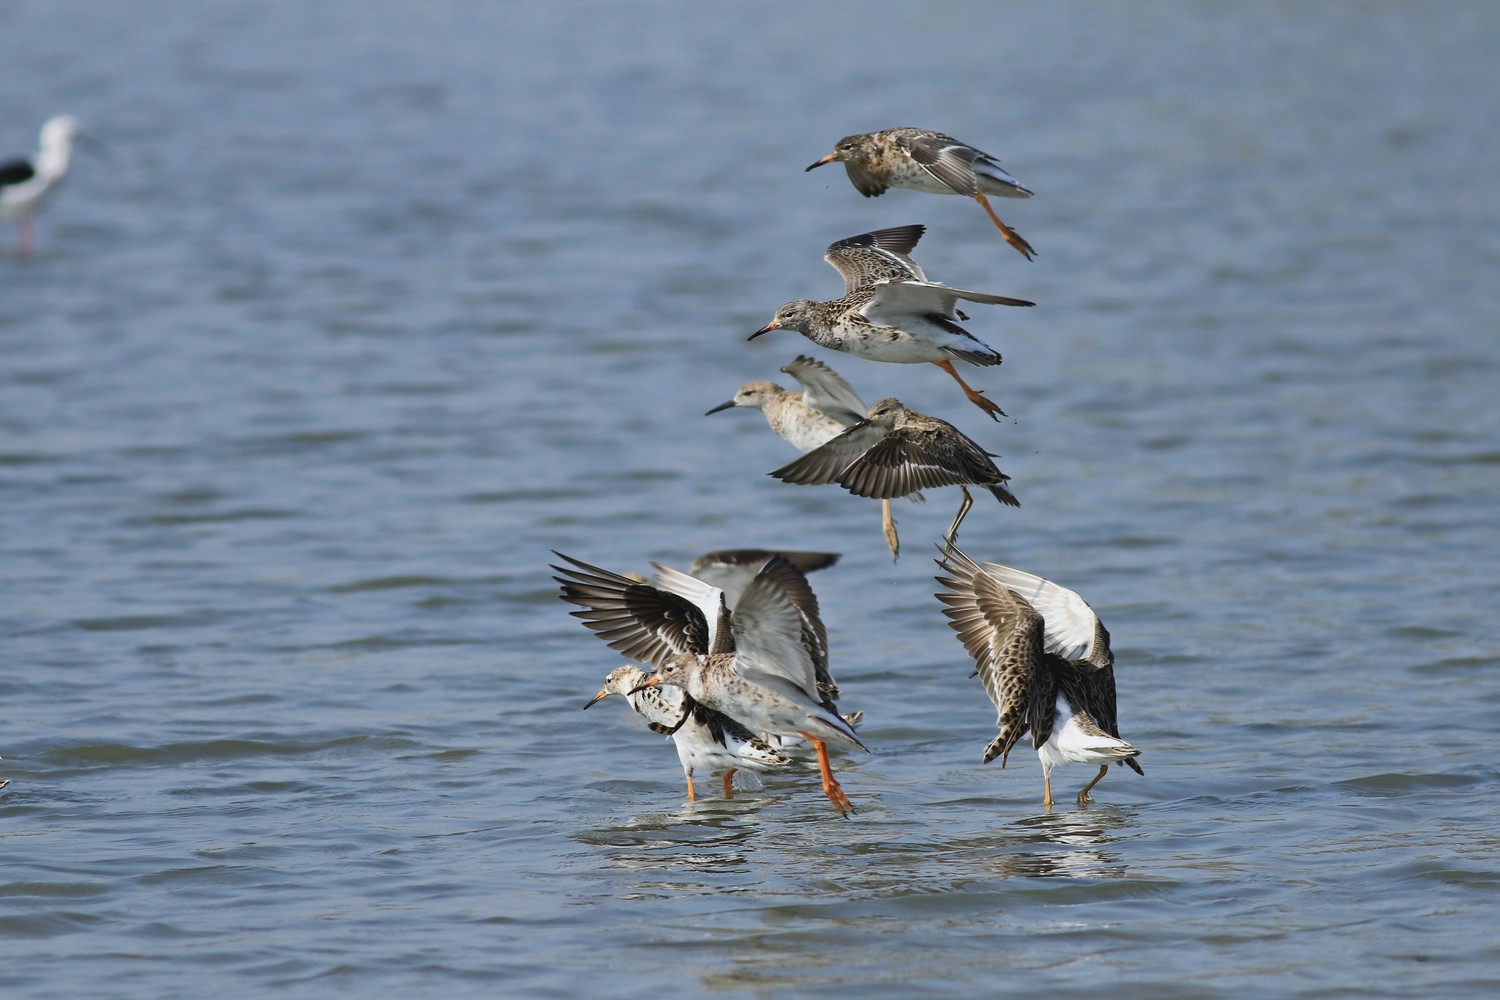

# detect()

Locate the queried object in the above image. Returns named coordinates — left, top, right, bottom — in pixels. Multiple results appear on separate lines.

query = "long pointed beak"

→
left=626, top=677, right=662, bottom=696
left=805, top=153, right=839, bottom=172
left=582, top=689, right=610, bottom=710
left=705, top=399, right=736, bottom=415
left=748, top=320, right=778, bottom=341
left=77, top=132, right=110, bottom=154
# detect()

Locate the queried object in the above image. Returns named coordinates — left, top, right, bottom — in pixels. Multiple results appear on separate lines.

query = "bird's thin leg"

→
left=722, top=768, right=738, bottom=799
left=18, top=218, right=35, bottom=256
left=1076, top=765, right=1109, bottom=806
left=880, top=499, right=900, bottom=561
left=797, top=731, right=853, bottom=818
left=932, top=360, right=1005, bottom=420
left=1042, top=771, right=1054, bottom=811
left=945, top=487, right=974, bottom=545
left=974, top=193, right=1036, bottom=260
left=684, top=773, right=697, bottom=802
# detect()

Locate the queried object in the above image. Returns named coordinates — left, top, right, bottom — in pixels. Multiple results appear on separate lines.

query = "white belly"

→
left=770, top=408, right=846, bottom=452
left=1038, top=696, right=1138, bottom=772
left=836, top=321, right=950, bottom=363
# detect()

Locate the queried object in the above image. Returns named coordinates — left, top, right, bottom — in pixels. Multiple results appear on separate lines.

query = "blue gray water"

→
left=4, top=1, right=1499, bottom=997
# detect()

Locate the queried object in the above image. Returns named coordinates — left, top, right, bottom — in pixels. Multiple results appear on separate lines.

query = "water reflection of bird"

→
left=934, top=545, right=1143, bottom=809
left=706, top=356, right=920, bottom=558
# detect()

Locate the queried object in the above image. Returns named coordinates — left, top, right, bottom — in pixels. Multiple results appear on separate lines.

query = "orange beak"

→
left=625, top=676, right=662, bottom=696
left=748, top=319, right=779, bottom=341
left=805, top=153, right=840, bottom=172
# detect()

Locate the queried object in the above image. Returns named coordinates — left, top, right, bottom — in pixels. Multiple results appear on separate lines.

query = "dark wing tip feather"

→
left=692, top=548, right=839, bottom=575
left=988, top=483, right=1021, bottom=508
left=0, top=159, right=38, bottom=185
left=829, top=224, right=925, bottom=257
left=552, top=551, right=713, bottom=661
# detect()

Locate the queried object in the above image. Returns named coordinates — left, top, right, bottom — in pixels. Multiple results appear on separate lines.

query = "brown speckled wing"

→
left=935, top=545, right=1047, bottom=765
left=553, top=552, right=711, bottom=667
left=843, top=158, right=890, bottom=197
left=837, top=427, right=990, bottom=498
left=770, top=421, right=886, bottom=486
left=824, top=225, right=928, bottom=293
left=906, top=133, right=983, bottom=196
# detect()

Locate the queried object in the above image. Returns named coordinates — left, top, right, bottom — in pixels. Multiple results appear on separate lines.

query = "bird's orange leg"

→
left=933, top=360, right=1005, bottom=420
left=722, top=768, right=738, bottom=799
left=797, top=731, right=853, bottom=818
left=684, top=773, right=697, bottom=802
left=1077, top=765, right=1109, bottom=806
left=974, top=193, right=1036, bottom=260
left=1042, top=771, right=1054, bottom=812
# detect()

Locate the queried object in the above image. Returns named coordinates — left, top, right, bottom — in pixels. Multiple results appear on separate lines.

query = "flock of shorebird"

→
left=553, top=127, right=1146, bottom=817
left=6, top=116, right=1146, bottom=815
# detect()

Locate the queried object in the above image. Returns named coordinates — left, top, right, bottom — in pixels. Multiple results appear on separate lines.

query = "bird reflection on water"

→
left=575, top=794, right=1138, bottom=885
left=990, top=807, right=1137, bottom=880
left=576, top=802, right=771, bottom=883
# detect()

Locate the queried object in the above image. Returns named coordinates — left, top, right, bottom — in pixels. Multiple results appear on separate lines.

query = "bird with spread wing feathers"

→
left=706, top=355, right=922, bottom=559
left=771, top=397, right=1019, bottom=547
left=806, top=127, right=1037, bottom=260
left=650, top=553, right=849, bottom=721
left=748, top=224, right=1033, bottom=420
left=686, top=546, right=840, bottom=608
left=934, top=545, right=1143, bottom=809
left=554, top=552, right=868, bottom=817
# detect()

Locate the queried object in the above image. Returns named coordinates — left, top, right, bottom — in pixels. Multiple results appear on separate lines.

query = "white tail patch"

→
left=1039, top=696, right=1139, bottom=772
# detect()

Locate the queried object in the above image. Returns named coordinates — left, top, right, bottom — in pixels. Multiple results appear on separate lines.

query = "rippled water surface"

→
left=4, top=2, right=1499, bottom=997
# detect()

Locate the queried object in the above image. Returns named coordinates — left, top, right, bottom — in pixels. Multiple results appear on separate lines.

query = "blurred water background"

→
left=3, top=1, right=1499, bottom=997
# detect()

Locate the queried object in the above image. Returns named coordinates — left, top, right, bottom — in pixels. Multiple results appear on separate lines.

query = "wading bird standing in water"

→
left=934, top=545, right=1143, bottom=810
left=1, top=115, right=83, bottom=255
left=583, top=664, right=790, bottom=801
left=555, top=552, right=868, bottom=817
